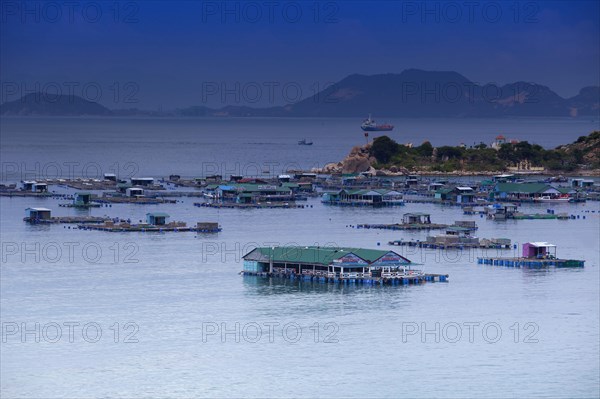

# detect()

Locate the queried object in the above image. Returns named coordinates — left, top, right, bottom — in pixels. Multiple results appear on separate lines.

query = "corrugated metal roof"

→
left=527, top=242, right=556, bottom=248
left=495, top=183, right=552, bottom=194
left=243, top=247, right=410, bottom=266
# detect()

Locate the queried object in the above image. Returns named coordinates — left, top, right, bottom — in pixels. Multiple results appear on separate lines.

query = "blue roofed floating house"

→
left=24, top=207, right=52, bottom=221
left=146, top=212, right=169, bottom=226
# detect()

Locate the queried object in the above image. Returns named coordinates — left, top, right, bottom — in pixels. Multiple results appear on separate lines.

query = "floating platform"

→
left=477, top=257, right=584, bottom=268
left=59, top=203, right=102, bottom=208
left=1, top=191, right=53, bottom=197
left=357, top=223, right=449, bottom=231
left=78, top=225, right=221, bottom=232
left=194, top=202, right=305, bottom=209
left=241, top=270, right=448, bottom=285
left=390, top=240, right=511, bottom=250
left=322, top=200, right=405, bottom=207
left=24, top=216, right=109, bottom=224
left=512, top=213, right=570, bottom=220
left=95, top=197, right=177, bottom=204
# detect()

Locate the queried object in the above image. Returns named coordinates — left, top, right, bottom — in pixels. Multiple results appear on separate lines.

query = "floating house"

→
left=32, top=182, right=48, bottom=193
left=402, top=212, right=431, bottom=224
left=487, top=203, right=519, bottom=220
left=571, top=179, right=595, bottom=188
left=455, top=186, right=475, bottom=203
left=25, top=207, right=52, bottom=221
left=522, top=242, right=556, bottom=259
left=242, top=246, right=447, bottom=284
left=215, top=183, right=294, bottom=204
left=434, top=186, right=475, bottom=203
left=21, top=181, right=48, bottom=192
left=74, top=192, right=93, bottom=206
left=126, top=187, right=144, bottom=197
left=434, top=188, right=453, bottom=201
left=146, top=212, right=169, bottom=226
left=426, top=226, right=478, bottom=246
left=21, top=181, right=37, bottom=191
left=322, top=189, right=403, bottom=206
left=281, top=181, right=314, bottom=193
left=478, top=241, right=584, bottom=267
left=131, top=177, right=154, bottom=186
left=405, top=175, right=419, bottom=188
left=428, top=182, right=445, bottom=192
left=492, top=182, right=563, bottom=201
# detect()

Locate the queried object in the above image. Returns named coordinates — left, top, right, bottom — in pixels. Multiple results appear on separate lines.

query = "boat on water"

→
left=361, top=114, right=394, bottom=131
left=298, top=139, right=313, bottom=145
left=534, top=195, right=571, bottom=203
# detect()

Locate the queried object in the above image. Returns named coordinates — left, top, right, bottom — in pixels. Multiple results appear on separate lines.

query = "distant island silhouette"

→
left=2, top=69, right=598, bottom=117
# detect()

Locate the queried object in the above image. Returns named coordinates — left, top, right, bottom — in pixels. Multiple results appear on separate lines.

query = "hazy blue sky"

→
left=1, top=0, right=599, bottom=108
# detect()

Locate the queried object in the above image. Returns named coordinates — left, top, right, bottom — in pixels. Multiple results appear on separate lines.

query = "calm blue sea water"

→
left=1, top=116, right=598, bottom=179
left=1, top=117, right=599, bottom=398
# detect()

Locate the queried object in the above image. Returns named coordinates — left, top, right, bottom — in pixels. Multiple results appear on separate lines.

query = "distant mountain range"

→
left=2, top=69, right=599, bottom=117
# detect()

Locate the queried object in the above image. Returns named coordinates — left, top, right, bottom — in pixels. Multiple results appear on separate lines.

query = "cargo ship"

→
left=361, top=114, right=394, bottom=131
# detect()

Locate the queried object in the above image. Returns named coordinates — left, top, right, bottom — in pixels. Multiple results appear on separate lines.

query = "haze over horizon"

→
left=1, top=1, right=599, bottom=109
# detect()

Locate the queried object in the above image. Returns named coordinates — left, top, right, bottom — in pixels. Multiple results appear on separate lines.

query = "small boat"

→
left=298, top=139, right=313, bottom=145
left=534, top=195, right=571, bottom=203
left=361, top=114, right=393, bottom=131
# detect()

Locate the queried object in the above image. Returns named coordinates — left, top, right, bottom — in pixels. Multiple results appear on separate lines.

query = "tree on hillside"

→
left=415, top=141, right=434, bottom=157
left=371, top=136, right=399, bottom=164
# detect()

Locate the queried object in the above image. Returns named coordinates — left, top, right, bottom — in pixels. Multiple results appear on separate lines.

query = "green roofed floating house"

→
left=492, top=183, right=572, bottom=202
left=59, top=192, right=102, bottom=208
left=242, top=246, right=448, bottom=285
left=203, top=183, right=294, bottom=204
left=321, top=189, right=404, bottom=206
